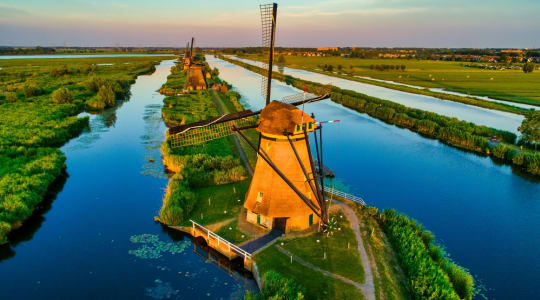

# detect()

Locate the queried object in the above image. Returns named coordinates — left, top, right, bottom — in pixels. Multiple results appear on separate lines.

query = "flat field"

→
left=245, top=54, right=540, bottom=106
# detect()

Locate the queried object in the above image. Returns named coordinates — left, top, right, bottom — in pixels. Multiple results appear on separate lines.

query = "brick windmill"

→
left=168, top=3, right=332, bottom=232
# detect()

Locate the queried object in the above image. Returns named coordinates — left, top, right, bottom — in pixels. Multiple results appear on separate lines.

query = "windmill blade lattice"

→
left=169, top=114, right=258, bottom=148
left=280, top=84, right=333, bottom=105
left=260, top=3, right=277, bottom=101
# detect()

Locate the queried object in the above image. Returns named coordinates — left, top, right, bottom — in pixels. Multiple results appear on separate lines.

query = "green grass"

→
left=0, top=56, right=166, bottom=244
left=158, top=63, right=253, bottom=227
left=355, top=206, right=410, bottom=300
left=187, top=180, right=249, bottom=226
left=215, top=219, right=251, bottom=244
left=255, top=245, right=365, bottom=300
left=281, top=211, right=365, bottom=284
left=244, top=54, right=540, bottom=106
left=0, top=147, right=65, bottom=244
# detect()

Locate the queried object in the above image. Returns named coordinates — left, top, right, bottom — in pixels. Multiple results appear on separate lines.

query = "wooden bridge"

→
left=190, top=220, right=253, bottom=271
left=323, top=186, right=366, bottom=206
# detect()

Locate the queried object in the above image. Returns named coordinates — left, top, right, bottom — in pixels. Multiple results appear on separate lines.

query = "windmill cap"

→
left=257, top=101, right=315, bottom=136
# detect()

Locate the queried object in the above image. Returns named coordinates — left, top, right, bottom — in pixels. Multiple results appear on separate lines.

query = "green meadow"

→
left=243, top=53, right=540, bottom=107
left=0, top=56, right=167, bottom=244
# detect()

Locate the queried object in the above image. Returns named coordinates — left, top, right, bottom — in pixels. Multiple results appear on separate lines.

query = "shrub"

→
left=22, top=81, right=41, bottom=98
left=512, top=152, right=525, bottom=166
left=51, top=88, right=73, bottom=104
left=5, top=92, right=18, bottom=103
left=245, top=271, right=305, bottom=300
left=492, top=144, right=509, bottom=160
left=97, top=85, right=115, bottom=107
left=380, top=209, right=467, bottom=300
left=85, top=77, right=105, bottom=92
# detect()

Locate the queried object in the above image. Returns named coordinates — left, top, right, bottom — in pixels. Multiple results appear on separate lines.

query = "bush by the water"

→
left=379, top=209, right=474, bottom=300
left=245, top=271, right=305, bottom=300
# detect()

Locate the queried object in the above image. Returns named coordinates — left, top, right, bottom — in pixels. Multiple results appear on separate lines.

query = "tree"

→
left=277, top=54, right=286, bottom=65
left=51, top=88, right=73, bottom=104
left=519, top=111, right=540, bottom=150
left=523, top=62, right=535, bottom=73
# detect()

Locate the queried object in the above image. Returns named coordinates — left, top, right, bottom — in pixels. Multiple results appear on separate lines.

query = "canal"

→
left=207, top=56, right=540, bottom=300
left=0, top=59, right=256, bottom=299
left=228, top=56, right=524, bottom=135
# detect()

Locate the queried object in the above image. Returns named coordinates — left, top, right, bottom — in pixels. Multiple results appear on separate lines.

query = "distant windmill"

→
left=182, top=37, right=207, bottom=91
left=168, top=3, right=332, bottom=231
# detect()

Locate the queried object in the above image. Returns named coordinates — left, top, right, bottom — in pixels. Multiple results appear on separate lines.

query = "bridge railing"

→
left=323, top=186, right=366, bottom=206
left=190, top=220, right=252, bottom=261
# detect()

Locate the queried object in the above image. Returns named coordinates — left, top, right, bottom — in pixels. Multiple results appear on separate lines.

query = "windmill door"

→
left=273, top=218, right=288, bottom=232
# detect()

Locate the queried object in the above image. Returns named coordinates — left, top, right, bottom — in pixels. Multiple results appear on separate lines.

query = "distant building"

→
left=501, top=49, right=523, bottom=54
left=317, top=47, right=339, bottom=51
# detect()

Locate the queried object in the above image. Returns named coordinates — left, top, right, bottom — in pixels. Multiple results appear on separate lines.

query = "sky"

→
left=1, top=0, right=539, bottom=48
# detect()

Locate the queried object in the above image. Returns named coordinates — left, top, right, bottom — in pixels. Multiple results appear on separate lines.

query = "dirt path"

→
left=331, top=203, right=376, bottom=300
left=210, top=90, right=253, bottom=176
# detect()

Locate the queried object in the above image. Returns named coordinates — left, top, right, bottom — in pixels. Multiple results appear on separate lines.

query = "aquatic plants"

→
left=128, top=234, right=190, bottom=259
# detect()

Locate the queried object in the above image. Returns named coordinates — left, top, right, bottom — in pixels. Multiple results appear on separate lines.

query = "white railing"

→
left=190, top=220, right=252, bottom=260
left=323, top=186, right=366, bottom=206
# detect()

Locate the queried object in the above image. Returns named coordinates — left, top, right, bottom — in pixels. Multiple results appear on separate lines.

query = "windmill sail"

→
left=169, top=110, right=258, bottom=148
left=280, top=84, right=333, bottom=105
left=259, top=3, right=277, bottom=104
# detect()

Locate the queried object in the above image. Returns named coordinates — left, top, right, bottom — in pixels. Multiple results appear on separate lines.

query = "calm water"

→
left=207, top=56, right=540, bottom=300
left=354, top=76, right=538, bottom=110
left=0, top=60, right=255, bottom=299
left=229, top=56, right=525, bottom=135
left=0, top=54, right=174, bottom=59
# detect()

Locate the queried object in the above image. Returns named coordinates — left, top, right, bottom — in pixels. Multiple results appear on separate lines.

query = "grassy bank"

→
left=157, top=60, right=251, bottom=228
left=220, top=55, right=540, bottom=177
left=378, top=208, right=474, bottom=300
left=237, top=53, right=540, bottom=108
left=355, top=206, right=410, bottom=300
left=0, top=56, right=165, bottom=244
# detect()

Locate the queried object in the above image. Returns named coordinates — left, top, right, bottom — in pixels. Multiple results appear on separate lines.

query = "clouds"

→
left=0, top=0, right=538, bottom=47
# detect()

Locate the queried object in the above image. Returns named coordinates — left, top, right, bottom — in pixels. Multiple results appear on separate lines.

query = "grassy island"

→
left=0, top=56, right=168, bottom=244
left=157, top=56, right=474, bottom=300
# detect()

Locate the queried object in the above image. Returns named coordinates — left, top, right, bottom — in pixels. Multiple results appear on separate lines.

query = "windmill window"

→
left=308, top=122, right=313, bottom=129
left=256, top=192, right=264, bottom=203
left=295, top=124, right=300, bottom=132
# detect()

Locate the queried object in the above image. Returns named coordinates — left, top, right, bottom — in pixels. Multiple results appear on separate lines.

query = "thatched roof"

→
left=257, top=101, right=314, bottom=135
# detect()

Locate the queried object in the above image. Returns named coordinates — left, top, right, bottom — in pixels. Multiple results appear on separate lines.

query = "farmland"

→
left=240, top=53, right=540, bottom=107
